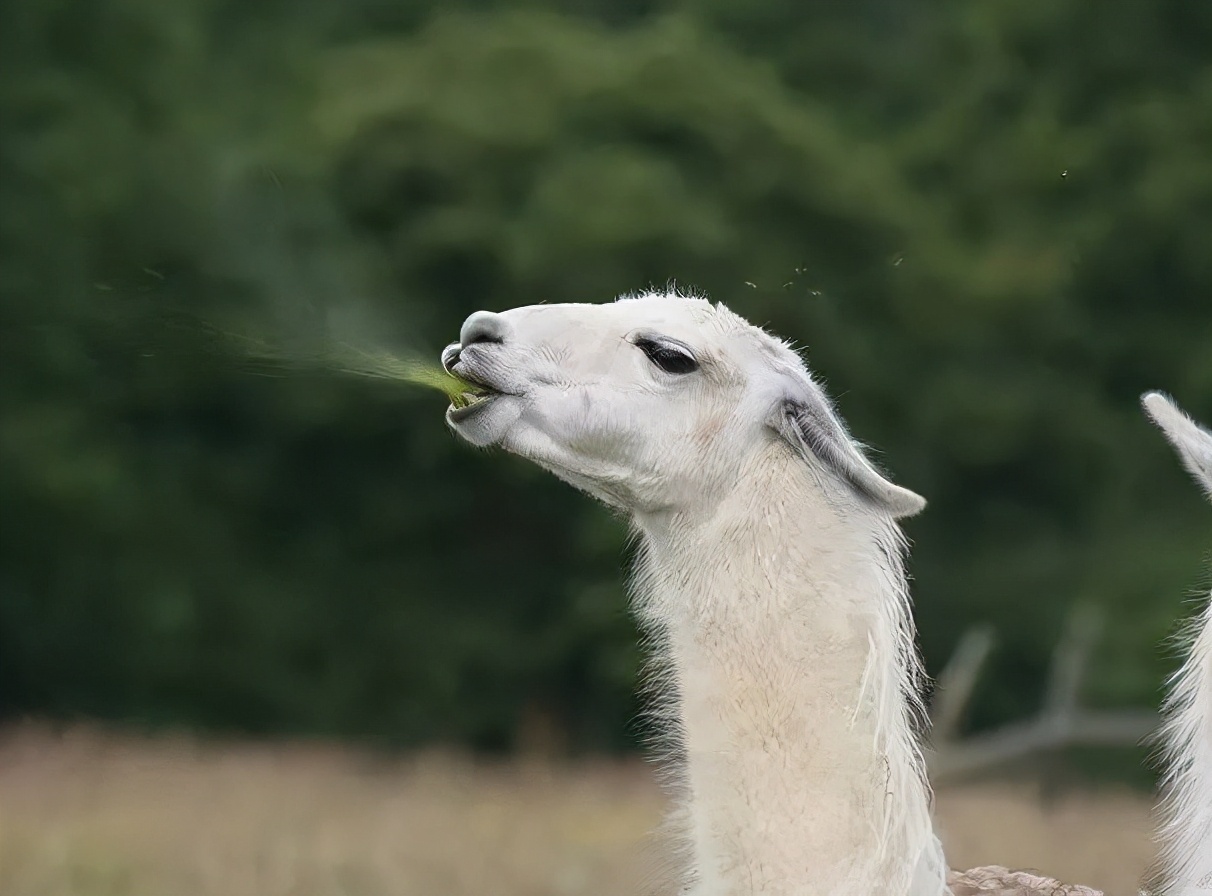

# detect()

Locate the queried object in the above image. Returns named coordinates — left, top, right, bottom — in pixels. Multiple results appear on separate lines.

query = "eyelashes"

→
left=635, top=338, right=699, bottom=375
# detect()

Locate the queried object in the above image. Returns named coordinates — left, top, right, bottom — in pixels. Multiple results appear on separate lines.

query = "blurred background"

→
left=1, top=0, right=1210, bottom=893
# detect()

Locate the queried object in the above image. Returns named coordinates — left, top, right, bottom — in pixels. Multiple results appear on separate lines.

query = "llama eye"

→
left=636, top=339, right=699, bottom=375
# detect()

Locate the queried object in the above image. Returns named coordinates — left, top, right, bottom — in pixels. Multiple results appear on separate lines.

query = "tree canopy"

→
left=2, top=0, right=1209, bottom=758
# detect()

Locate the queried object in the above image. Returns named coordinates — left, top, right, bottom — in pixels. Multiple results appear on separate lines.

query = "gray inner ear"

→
left=774, top=393, right=926, bottom=520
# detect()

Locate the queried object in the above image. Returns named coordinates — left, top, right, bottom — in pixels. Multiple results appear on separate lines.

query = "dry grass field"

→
left=0, top=724, right=1154, bottom=896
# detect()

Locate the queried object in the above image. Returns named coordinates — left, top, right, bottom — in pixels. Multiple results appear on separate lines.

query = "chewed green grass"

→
left=327, top=345, right=486, bottom=408
left=216, top=328, right=487, bottom=408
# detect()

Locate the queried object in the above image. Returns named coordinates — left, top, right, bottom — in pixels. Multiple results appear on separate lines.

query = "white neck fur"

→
left=632, top=441, right=948, bottom=896
left=1157, top=595, right=1212, bottom=896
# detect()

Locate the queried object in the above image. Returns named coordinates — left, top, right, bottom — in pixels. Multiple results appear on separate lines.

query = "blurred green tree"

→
left=1, top=0, right=1208, bottom=760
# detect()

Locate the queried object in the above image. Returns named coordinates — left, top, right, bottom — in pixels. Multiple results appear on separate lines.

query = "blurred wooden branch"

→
left=927, top=604, right=1158, bottom=783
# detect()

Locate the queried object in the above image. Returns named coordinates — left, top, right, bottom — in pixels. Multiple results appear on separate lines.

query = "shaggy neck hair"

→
left=631, top=437, right=945, bottom=895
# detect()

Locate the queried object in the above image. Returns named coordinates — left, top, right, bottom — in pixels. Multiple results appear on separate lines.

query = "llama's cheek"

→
left=566, top=430, right=632, bottom=464
left=692, top=415, right=728, bottom=448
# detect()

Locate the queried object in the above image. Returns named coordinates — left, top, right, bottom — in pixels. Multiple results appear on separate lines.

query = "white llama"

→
left=437, top=289, right=1100, bottom=895
left=1143, top=392, right=1212, bottom=896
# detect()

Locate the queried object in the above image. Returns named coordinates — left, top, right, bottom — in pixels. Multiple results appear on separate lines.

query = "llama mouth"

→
left=448, top=390, right=497, bottom=420
left=446, top=373, right=503, bottom=421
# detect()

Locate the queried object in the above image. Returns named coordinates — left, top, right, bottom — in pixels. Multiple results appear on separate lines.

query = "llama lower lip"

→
left=447, top=393, right=498, bottom=421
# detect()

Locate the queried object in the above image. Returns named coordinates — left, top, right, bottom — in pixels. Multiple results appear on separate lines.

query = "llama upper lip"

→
left=453, top=368, right=500, bottom=395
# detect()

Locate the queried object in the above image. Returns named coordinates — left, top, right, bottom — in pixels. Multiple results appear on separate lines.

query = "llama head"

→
left=441, top=290, right=925, bottom=519
left=1143, top=391, right=1212, bottom=501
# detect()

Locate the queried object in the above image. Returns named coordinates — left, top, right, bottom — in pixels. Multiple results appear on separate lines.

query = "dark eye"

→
left=636, top=338, right=699, bottom=375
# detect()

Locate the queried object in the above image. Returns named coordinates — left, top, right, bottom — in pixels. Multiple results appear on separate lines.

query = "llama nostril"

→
left=459, top=310, right=509, bottom=348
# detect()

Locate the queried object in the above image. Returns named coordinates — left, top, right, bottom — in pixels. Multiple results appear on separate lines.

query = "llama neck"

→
left=1159, top=595, right=1212, bottom=896
left=634, top=445, right=947, bottom=896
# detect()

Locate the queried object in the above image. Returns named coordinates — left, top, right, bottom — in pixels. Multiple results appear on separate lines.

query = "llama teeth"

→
left=449, top=388, right=493, bottom=412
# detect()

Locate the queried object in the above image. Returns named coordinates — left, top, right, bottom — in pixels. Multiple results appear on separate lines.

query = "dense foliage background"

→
left=2, top=0, right=1210, bottom=761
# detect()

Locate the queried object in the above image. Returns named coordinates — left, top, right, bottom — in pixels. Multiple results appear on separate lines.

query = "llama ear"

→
left=1143, top=391, right=1212, bottom=501
left=771, top=386, right=927, bottom=519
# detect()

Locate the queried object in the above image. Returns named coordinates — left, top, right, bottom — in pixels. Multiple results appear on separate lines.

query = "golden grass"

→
left=0, top=724, right=1154, bottom=896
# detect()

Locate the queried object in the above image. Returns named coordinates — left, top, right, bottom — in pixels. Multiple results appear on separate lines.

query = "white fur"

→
left=1143, top=391, right=1212, bottom=896
left=443, top=291, right=947, bottom=895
